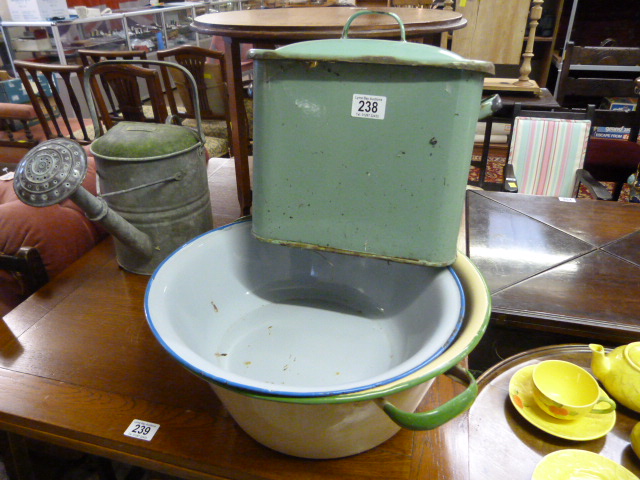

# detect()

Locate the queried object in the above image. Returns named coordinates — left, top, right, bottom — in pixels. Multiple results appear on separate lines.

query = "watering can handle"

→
left=376, top=364, right=477, bottom=430
left=342, top=10, right=407, bottom=42
left=83, top=59, right=204, bottom=143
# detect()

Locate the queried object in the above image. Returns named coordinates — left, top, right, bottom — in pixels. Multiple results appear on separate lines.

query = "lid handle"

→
left=342, top=10, right=407, bottom=42
left=84, top=59, right=204, bottom=144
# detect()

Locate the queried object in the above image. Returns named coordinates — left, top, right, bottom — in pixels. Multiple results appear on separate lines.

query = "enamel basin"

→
left=145, top=219, right=465, bottom=397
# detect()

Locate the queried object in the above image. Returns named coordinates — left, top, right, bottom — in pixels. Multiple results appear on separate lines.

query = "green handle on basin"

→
left=377, top=365, right=477, bottom=430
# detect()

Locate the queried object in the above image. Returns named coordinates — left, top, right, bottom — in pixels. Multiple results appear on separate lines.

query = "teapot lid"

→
left=625, top=343, right=640, bottom=370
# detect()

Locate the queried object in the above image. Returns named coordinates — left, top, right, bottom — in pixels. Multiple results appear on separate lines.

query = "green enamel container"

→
left=250, top=11, right=497, bottom=267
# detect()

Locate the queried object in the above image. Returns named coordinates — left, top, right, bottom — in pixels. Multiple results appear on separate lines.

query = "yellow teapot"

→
left=589, top=343, right=640, bottom=413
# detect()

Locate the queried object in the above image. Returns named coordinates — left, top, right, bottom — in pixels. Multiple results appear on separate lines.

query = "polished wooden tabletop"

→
left=0, top=235, right=468, bottom=480
left=3, top=251, right=639, bottom=479
left=192, top=6, right=467, bottom=216
left=466, top=190, right=640, bottom=343
left=192, top=7, right=466, bottom=40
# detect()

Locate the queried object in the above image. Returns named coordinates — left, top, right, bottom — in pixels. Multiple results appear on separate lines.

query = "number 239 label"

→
left=351, top=94, right=387, bottom=120
left=124, top=419, right=160, bottom=441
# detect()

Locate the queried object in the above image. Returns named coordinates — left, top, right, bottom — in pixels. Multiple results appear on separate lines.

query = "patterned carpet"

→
left=468, top=155, right=633, bottom=202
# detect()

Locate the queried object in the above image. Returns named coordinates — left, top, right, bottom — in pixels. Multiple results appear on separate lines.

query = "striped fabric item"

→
left=508, top=117, right=591, bottom=197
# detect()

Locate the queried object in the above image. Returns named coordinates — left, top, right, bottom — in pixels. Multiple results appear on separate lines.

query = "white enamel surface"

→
left=211, top=379, right=435, bottom=459
left=145, top=220, right=464, bottom=396
left=203, top=253, right=489, bottom=459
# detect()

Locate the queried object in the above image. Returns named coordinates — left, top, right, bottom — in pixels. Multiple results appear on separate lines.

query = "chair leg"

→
left=0, top=118, right=38, bottom=149
left=0, top=119, right=17, bottom=143
left=93, top=456, right=118, bottom=480
left=20, top=120, right=35, bottom=144
left=124, top=466, right=147, bottom=480
left=0, top=431, right=35, bottom=480
left=611, top=182, right=624, bottom=202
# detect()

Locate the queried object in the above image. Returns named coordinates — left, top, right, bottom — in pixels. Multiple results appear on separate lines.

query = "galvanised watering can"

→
left=13, top=60, right=213, bottom=275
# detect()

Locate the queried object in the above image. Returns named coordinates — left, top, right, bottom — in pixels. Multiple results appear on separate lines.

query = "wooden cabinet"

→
left=450, top=0, right=565, bottom=88
left=550, top=0, right=640, bottom=95
left=452, top=0, right=530, bottom=65
left=556, top=0, right=639, bottom=49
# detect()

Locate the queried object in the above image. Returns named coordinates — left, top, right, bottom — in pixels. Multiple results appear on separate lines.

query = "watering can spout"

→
left=13, top=138, right=157, bottom=271
left=71, top=187, right=154, bottom=259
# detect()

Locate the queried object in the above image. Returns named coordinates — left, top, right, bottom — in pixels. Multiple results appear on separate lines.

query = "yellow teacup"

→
left=532, top=360, right=616, bottom=420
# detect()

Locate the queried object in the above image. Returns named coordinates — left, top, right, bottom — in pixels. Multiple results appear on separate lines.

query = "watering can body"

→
left=89, top=121, right=212, bottom=274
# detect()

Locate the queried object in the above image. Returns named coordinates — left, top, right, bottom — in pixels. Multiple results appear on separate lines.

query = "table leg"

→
left=0, top=431, right=33, bottom=480
left=223, top=36, right=252, bottom=217
left=478, top=117, right=494, bottom=189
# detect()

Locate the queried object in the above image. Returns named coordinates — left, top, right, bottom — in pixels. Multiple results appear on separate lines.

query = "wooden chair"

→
left=576, top=81, right=640, bottom=201
left=156, top=45, right=235, bottom=158
left=85, top=61, right=168, bottom=132
left=77, top=48, right=148, bottom=67
left=556, top=44, right=640, bottom=200
left=501, top=104, right=611, bottom=200
left=13, top=60, right=94, bottom=145
left=78, top=49, right=149, bottom=125
left=0, top=102, right=39, bottom=150
left=556, top=42, right=640, bottom=107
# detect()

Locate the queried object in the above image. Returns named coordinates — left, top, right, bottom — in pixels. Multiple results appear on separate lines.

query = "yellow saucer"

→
left=532, top=449, right=639, bottom=480
left=509, top=365, right=616, bottom=441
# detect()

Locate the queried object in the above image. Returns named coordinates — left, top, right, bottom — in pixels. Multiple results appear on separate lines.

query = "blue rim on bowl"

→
left=145, top=218, right=466, bottom=397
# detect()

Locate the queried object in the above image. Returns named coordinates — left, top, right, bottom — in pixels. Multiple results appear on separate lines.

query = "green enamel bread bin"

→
left=250, top=11, right=496, bottom=266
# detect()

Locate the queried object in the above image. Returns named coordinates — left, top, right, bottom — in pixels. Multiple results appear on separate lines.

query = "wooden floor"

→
left=207, top=156, right=246, bottom=226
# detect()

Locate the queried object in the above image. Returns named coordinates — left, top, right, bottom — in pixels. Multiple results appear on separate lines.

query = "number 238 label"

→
left=351, top=94, right=387, bottom=120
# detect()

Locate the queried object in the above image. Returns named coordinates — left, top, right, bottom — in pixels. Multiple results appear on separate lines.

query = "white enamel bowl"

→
left=145, top=219, right=491, bottom=458
left=145, top=219, right=466, bottom=397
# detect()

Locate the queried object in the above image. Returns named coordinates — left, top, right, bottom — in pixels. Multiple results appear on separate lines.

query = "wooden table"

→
left=469, top=344, right=640, bottom=479
left=191, top=7, right=467, bottom=215
left=3, top=250, right=639, bottom=479
left=0, top=233, right=470, bottom=480
left=2, top=186, right=640, bottom=479
left=466, top=190, right=640, bottom=367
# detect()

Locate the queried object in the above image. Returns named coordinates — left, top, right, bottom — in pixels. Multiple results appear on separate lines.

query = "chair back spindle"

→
left=14, top=61, right=93, bottom=145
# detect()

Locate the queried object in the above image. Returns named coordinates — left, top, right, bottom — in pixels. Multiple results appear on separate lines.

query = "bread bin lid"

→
left=90, top=121, right=202, bottom=160
left=250, top=38, right=494, bottom=74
